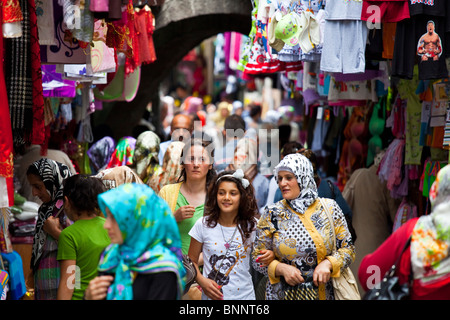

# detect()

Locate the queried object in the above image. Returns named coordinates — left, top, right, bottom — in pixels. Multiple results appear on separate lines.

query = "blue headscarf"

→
left=97, top=183, right=186, bottom=300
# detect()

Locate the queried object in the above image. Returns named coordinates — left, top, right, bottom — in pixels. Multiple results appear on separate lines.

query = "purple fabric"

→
left=332, top=70, right=383, bottom=82
left=41, top=64, right=77, bottom=98
left=87, top=136, right=116, bottom=172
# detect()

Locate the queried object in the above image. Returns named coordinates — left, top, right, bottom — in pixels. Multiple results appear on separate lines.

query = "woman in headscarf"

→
left=94, top=165, right=144, bottom=190
left=84, top=183, right=186, bottom=300
left=26, top=158, right=73, bottom=300
left=87, top=136, right=116, bottom=174
left=148, top=141, right=184, bottom=193
left=359, top=164, right=450, bottom=299
left=132, top=131, right=160, bottom=183
left=252, top=153, right=355, bottom=300
left=105, top=136, right=136, bottom=169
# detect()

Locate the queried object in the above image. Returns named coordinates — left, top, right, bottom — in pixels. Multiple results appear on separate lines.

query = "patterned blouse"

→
left=252, top=198, right=355, bottom=300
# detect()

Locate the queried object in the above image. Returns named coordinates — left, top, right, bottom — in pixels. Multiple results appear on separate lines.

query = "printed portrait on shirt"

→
left=417, top=20, right=443, bottom=62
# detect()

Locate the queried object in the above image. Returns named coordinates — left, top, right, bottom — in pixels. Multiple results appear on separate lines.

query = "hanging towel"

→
left=0, top=252, right=26, bottom=300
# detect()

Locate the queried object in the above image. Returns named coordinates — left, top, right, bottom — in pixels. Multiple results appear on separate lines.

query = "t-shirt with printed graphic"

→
left=392, top=16, right=448, bottom=79
left=189, top=217, right=256, bottom=300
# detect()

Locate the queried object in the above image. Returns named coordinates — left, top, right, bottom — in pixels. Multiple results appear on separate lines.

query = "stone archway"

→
left=103, top=0, right=253, bottom=140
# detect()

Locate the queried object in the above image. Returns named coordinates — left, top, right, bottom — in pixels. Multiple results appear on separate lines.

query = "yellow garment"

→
left=158, top=182, right=183, bottom=213
left=253, top=198, right=355, bottom=300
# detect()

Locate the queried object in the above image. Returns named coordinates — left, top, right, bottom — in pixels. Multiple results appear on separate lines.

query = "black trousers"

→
left=133, top=271, right=178, bottom=300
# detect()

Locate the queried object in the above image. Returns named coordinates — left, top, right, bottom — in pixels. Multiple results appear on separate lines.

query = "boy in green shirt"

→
left=57, top=175, right=110, bottom=300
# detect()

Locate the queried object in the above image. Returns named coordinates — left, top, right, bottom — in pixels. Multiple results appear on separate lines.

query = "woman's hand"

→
left=256, top=249, right=275, bottom=267
left=198, top=277, right=223, bottom=300
left=84, top=275, right=114, bottom=300
left=276, top=263, right=304, bottom=286
left=313, top=259, right=332, bottom=286
left=173, top=205, right=196, bottom=222
left=43, top=216, right=62, bottom=240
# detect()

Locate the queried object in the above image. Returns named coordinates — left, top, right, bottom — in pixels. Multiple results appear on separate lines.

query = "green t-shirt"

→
left=176, top=192, right=204, bottom=255
left=57, top=216, right=111, bottom=300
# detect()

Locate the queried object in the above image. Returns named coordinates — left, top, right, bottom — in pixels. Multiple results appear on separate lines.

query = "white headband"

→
left=217, top=168, right=250, bottom=189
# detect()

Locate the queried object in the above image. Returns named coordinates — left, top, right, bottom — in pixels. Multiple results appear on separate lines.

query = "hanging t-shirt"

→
left=189, top=217, right=256, bottom=300
left=408, top=0, right=446, bottom=17
left=325, top=0, right=363, bottom=20
left=392, top=15, right=448, bottom=80
left=361, top=0, right=410, bottom=23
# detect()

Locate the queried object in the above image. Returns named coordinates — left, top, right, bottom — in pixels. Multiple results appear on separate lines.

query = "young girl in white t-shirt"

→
left=188, top=169, right=273, bottom=300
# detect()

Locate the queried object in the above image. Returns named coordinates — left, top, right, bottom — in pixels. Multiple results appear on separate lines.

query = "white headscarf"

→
left=274, top=153, right=318, bottom=213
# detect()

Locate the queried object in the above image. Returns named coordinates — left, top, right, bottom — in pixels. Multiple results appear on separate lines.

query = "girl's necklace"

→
left=220, top=224, right=238, bottom=249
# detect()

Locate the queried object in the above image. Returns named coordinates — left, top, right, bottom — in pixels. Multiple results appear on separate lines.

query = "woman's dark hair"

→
left=204, top=170, right=258, bottom=243
left=178, top=138, right=217, bottom=190
left=281, top=141, right=304, bottom=158
left=63, top=174, right=106, bottom=216
left=299, top=149, right=320, bottom=186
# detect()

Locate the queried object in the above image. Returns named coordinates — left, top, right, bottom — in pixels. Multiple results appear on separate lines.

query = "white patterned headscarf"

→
left=274, top=153, right=318, bottom=213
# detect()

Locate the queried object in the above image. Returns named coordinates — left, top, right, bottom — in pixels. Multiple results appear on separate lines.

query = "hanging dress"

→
left=0, top=0, right=23, bottom=207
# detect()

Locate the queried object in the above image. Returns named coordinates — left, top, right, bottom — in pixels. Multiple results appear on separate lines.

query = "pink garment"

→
left=90, top=0, right=109, bottom=12
left=91, top=20, right=116, bottom=73
left=378, top=138, right=405, bottom=192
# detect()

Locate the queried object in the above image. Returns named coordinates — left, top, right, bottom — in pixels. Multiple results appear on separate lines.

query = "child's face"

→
left=217, top=181, right=241, bottom=216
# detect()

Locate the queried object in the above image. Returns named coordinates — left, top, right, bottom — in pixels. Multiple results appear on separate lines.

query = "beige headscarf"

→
left=148, top=141, right=184, bottom=193
left=95, top=166, right=144, bottom=190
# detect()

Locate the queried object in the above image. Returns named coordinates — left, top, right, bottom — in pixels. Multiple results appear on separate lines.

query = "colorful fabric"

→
left=97, top=183, right=186, bottom=300
left=0, top=269, right=8, bottom=298
left=105, top=136, right=136, bottom=169
left=148, top=141, right=184, bottom=193
left=133, top=131, right=160, bottom=183
left=87, top=136, right=116, bottom=173
left=273, top=153, right=318, bottom=214
left=4, top=0, right=34, bottom=149
left=0, top=251, right=26, bottom=300
left=411, top=164, right=450, bottom=287
left=33, top=234, right=59, bottom=300
left=0, top=0, right=16, bottom=207
left=30, top=159, right=73, bottom=271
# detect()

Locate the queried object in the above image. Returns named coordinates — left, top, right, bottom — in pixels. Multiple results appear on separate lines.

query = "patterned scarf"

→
left=105, top=136, right=136, bottom=169
left=411, top=164, right=450, bottom=287
left=148, top=141, right=184, bottom=193
left=133, top=131, right=160, bottom=183
left=30, top=159, right=73, bottom=270
left=87, top=136, right=116, bottom=173
left=97, top=183, right=186, bottom=300
left=274, top=153, right=318, bottom=213
left=4, top=0, right=34, bottom=149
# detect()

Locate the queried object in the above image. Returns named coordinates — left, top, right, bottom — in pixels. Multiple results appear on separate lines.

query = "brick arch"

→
left=102, top=0, right=253, bottom=140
